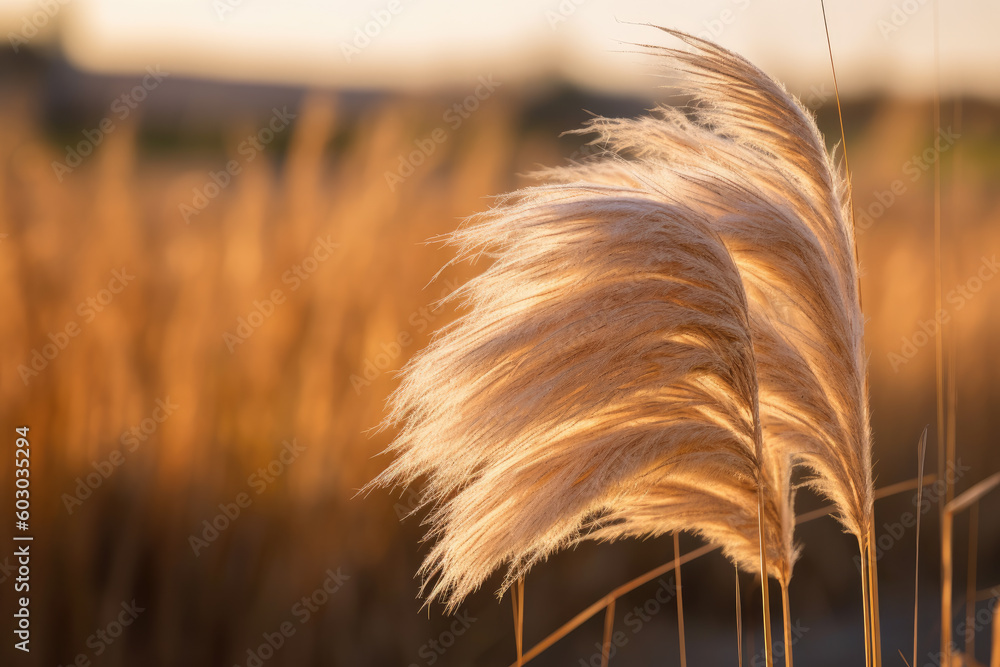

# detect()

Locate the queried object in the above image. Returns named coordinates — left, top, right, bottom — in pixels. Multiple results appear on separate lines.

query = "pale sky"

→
left=0, top=0, right=997, bottom=98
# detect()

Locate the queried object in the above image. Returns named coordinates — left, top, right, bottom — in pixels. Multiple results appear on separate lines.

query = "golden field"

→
left=1, top=77, right=999, bottom=665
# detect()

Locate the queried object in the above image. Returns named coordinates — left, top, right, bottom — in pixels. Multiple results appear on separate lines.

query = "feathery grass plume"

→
left=554, top=30, right=872, bottom=545
left=370, top=28, right=873, bottom=667
left=367, top=183, right=775, bottom=609
left=584, top=455, right=798, bottom=577
left=536, top=27, right=872, bottom=664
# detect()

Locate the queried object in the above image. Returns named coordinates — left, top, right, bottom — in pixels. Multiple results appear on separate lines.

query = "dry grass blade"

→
left=942, top=331, right=958, bottom=665
left=913, top=426, right=928, bottom=667
left=819, top=0, right=856, bottom=236
left=601, top=598, right=615, bottom=667
left=965, top=502, right=979, bottom=657
left=508, top=475, right=929, bottom=667
left=508, top=543, right=718, bottom=667
left=674, top=532, right=688, bottom=667
left=512, top=577, right=524, bottom=666
left=944, top=472, right=1000, bottom=515
left=930, top=0, right=948, bottom=659
left=780, top=579, right=794, bottom=667
left=737, top=567, right=743, bottom=667
left=976, top=588, right=1000, bottom=603
left=993, top=606, right=1000, bottom=667
left=821, top=4, right=877, bottom=664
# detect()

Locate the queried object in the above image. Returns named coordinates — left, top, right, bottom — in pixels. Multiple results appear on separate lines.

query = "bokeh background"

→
left=0, top=1, right=998, bottom=665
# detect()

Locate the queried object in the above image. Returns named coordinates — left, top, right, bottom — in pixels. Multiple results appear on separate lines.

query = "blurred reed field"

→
left=1, top=63, right=1000, bottom=666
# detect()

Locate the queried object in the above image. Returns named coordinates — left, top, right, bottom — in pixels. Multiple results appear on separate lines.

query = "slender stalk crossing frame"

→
left=820, top=4, right=879, bottom=664
left=505, top=476, right=932, bottom=667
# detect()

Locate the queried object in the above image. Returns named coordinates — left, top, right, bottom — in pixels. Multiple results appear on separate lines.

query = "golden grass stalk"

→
left=930, top=0, right=949, bottom=659
left=992, top=602, right=1000, bottom=667
left=780, top=578, right=793, bottom=667
left=818, top=5, right=880, bottom=663
left=508, top=543, right=719, bottom=667
left=736, top=566, right=744, bottom=667
left=868, top=524, right=882, bottom=667
left=674, top=532, right=688, bottom=667
left=512, top=577, right=524, bottom=666
left=944, top=473, right=1000, bottom=516
left=508, top=475, right=929, bottom=667
left=601, top=598, right=615, bottom=667
left=965, top=501, right=978, bottom=658
left=860, top=536, right=873, bottom=666
left=913, top=427, right=929, bottom=667
left=942, top=336, right=958, bottom=662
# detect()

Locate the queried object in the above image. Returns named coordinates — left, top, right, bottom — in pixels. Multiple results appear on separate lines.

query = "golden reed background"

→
left=0, top=83, right=998, bottom=665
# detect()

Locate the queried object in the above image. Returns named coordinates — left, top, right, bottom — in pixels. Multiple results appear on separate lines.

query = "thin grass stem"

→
left=964, top=501, right=979, bottom=658
left=512, top=577, right=524, bottom=666
left=737, top=566, right=743, bottom=667
left=673, top=532, right=688, bottom=667
left=780, top=579, right=793, bottom=667
left=601, top=598, right=615, bottom=667
left=757, top=483, right=775, bottom=667
left=860, top=535, right=873, bottom=667
left=913, top=427, right=929, bottom=667
left=509, top=476, right=930, bottom=667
